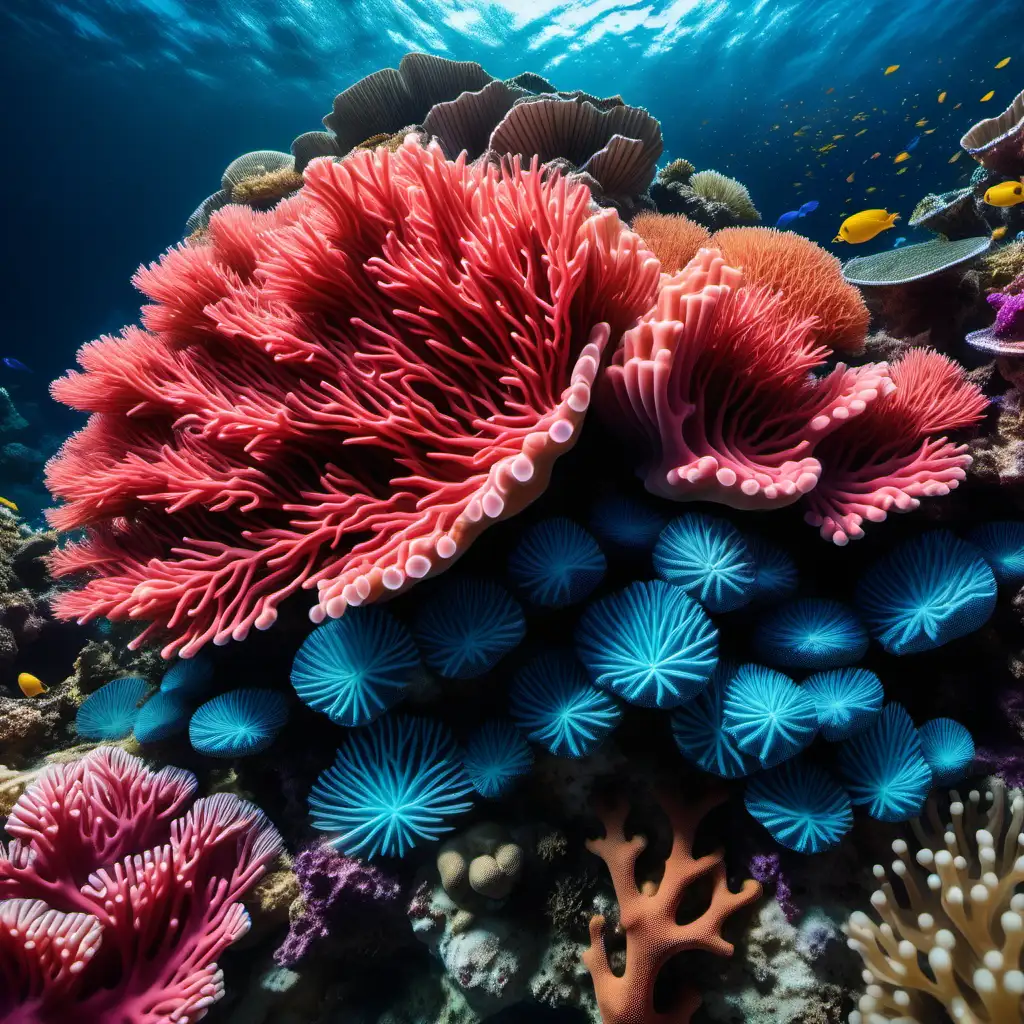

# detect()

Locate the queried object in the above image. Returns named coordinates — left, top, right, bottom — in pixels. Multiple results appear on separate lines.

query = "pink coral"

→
left=46, top=139, right=659, bottom=657
left=0, top=746, right=281, bottom=1023
left=803, top=349, right=988, bottom=545
left=598, top=248, right=890, bottom=510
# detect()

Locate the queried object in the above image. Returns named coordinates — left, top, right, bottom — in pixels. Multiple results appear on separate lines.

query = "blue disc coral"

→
left=918, top=718, right=975, bottom=785
left=160, top=654, right=215, bottom=698
left=576, top=580, right=718, bottom=708
left=754, top=598, right=868, bottom=670
left=290, top=608, right=420, bottom=727
left=589, top=495, right=667, bottom=552
left=745, top=759, right=854, bottom=854
left=76, top=676, right=148, bottom=740
left=508, top=517, right=607, bottom=608
left=967, top=522, right=1024, bottom=588
left=744, top=535, right=799, bottom=604
left=189, top=688, right=289, bottom=758
left=133, top=691, right=191, bottom=744
left=801, top=667, right=884, bottom=741
left=653, top=513, right=756, bottom=612
left=837, top=702, right=933, bottom=821
left=856, top=532, right=997, bottom=655
left=308, top=715, right=474, bottom=858
left=671, top=661, right=759, bottom=778
left=413, top=579, right=525, bottom=679
left=722, top=664, right=818, bottom=767
left=509, top=650, right=622, bottom=757
left=461, top=720, right=534, bottom=798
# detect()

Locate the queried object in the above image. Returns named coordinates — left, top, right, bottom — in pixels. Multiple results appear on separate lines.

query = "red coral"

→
left=0, top=747, right=281, bottom=1024
left=46, top=139, right=659, bottom=657
left=804, top=348, right=989, bottom=545
left=598, top=248, right=891, bottom=510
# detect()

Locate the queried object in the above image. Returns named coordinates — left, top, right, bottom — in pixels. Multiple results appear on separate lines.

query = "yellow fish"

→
left=996, top=58, right=1011, bottom=69
left=992, top=227, right=1009, bottom=241
left=866, top=187, right=878, bottom=193
left=938, top=91, right=947, bottom=103
left=924, top=129, right=936, bottom=134
left=18, top=672, right=47, bottom=697
left=819, top=143, right=838, bottom=153
left=834, top=208, right=899, bottom=243
left=833, top=134, right=846, bottom=140
left=0, top=497, right=17, bottom=512
left=948, top=151, right=962, bottom=163
left=981, top=91, right=996, bottom=102
left=894, top=151, right=912, bottom=163
left=884, top=65, right=900, bottom=75
left=915, top=119, right=928, bottom=127
left=855, top=128, right=868, bottom=136
left=984, top=180, right=1024, bottom=207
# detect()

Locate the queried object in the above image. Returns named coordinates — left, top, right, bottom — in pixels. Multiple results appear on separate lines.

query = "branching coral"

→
left=584, top=789, right=761, bottom=1024
left=630, top=212, right=711, bottom=273
left=47, top=139, right=659, bottom=657
left=0, top=746, right=281, bottom=1023
left=846, top=781, right=1024, bottom=1023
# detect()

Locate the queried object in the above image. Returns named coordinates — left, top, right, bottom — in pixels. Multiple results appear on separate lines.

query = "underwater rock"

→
left=62, top=637, right=162, bottom=696
left=969, top=386, right=1024, bottom=494
left=909, top=186, right=992, bottom=239
left=0, top=387, right=26, bottom=437
left=0, top=511, right=57, bottom=669
left=0, top=684, right=77, bottom=768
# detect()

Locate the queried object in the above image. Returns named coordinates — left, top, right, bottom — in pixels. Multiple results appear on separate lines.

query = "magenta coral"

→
left=0, top=746, right=281, bottom=1023
left=803, top=348, right=988, bottom=545
left=46, top=139, right=659, bottom=657
left=966, top=288, right=1024, bottom=356
left=598, top=248, right=891, bottom=510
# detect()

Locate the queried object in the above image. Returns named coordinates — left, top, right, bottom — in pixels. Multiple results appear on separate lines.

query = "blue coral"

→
left=754, top=599, right=868, bottom=670
left=413, top=579, right=525, bottom=679
left=189, top=688, right=289, bottom=758
left=589, top=495, right=668, bottom=552
left=508, top=518, right=607, bottom=608
left=133, top=691, right=191, bottom=743
left=801, top=668, right=884, bottom=741
left=744, top=535, right=799, bottom=604
left=745, top=759, right=854, bottom=854
left=308, top=715, right=474, bottom=858
left=856, top=532, right=997, bottom=655
left=461, top=720, right=534, bottom=798
left=160, top=654, right=215, bottom=698
left=576, top=580, right=718, bottom=708
left=836, top=702, right=933, bottom=821
left=290, top=608, right=420, bottom=727
left=918, top=718, right=975, bottom=785
left=967, top=522, right=1024, bottom=588
left=671, top=661, right=759, bottom=778
left=509, top=650, right=622, bottom=757
left=653, top=514, right=756, bottom=612
left=76, top=676, right=148, bottom=740
left=722, top=664, right=818, bottom=767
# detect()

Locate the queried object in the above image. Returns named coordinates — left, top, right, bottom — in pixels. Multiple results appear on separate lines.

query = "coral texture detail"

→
left=583, top=789, right=760, bottom=1024
left=46, top=139, right=659, bottom=657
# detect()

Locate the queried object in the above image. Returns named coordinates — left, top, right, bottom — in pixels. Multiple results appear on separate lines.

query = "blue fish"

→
left=2, top=358, right=31, bottom=372
left=776, top=200, right=820, bottom=230
left=798, top=200, right=819, bottom=215
left=892, top=236, right=907, bottom=248
left=905, top=135, right=920, bottom=152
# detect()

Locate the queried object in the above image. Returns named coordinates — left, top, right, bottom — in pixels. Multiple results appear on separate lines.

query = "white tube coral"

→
left=845, top=782, right=1024, bottom=1023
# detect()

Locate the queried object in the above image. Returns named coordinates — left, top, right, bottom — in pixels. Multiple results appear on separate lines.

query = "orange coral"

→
left=711, top=227, right=869, bottom=354
left=632, top=213, right=711, bottom=274
left=584, top=790, right=761, bottom=1024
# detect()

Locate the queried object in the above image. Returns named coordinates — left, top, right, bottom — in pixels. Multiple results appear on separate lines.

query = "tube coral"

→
left=46, top=139, right=659, bottom=658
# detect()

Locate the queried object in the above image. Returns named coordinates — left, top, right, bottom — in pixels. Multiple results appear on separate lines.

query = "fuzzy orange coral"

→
left=711, top=227, right=869, bottom=353
left=584, top=790, right=760, bottom=1024
left=632, top=213, right=711, bottom=275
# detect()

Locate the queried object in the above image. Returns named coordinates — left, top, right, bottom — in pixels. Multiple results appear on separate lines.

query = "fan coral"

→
left=461, top=720, right=534, bottom=798
left=588, top=495, right=667, bottom=553
left=509, top=650, right=622, bottom=757
left=969, top=521, right=1024, bottom=587
left=308, top=715, right=474, bottom=858
left=855, top=531, right=997, bottom=655
left=801, top=667, right=884, bottom=741
left=919, top=718, right=975, bottom=785
left=689, top=170, right=761, bottom=223
left=631, top=212, right=711, bottom=273
left=599, top=248, right=890, bottom=511
left=133, top=690, right=191, bottom=743
left=804, top=349, right=989, bottom=546
left=189, top=688, right=289, bottom=758
left=413, top=579, right=526, bottom=679
left=653, top=513, right=756, bottom=613
left=576, top=579, right=719, bottom=708
left=75, top=675, right=147, bottom=740
left=960, top=87, right=1024, bottom=176
left=508, top=518, right=607, bottom=608
left=754, top=598, right=869, bottom=670
left=712, top=227, right=870, bottom=353
left=160, top=654, right=214, bottom=698
left=846, top=781, right=1024, bottom=1023
left=290, top=608, right=420, bottom=727
left=744, top=758, right=853, bottom=854
left=584, top=789, right=761, bottom=1024
left=843, top=236, right=992, bottom=288
left=0, top=746, right=281, bottom=1023
left=47, top=138, right=658, bottom=659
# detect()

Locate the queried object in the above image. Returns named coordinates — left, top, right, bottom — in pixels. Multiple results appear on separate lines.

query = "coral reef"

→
left=630, top=212, right=711, bottom=273
left=960, top=87, right=1024, bottom=176
left=0, top=509, right=57, bottom=667
left=650, top=162, right=761, bottom=229
left=437, top=823, right=525, bottom=909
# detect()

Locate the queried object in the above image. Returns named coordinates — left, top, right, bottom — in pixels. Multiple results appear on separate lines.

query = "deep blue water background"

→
left=0, top=0, right=1021, bottom=510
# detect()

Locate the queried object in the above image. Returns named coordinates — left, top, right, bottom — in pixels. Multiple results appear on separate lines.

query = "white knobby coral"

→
left=846, top=782, right=1024, bottom=1023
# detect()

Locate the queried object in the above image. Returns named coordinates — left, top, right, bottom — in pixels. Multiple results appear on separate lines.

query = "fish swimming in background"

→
left=948, top=152, right=962, bottom=163
left=17, top=672, right=47, bottom=697
left=776, top=200, right=819, bottom=228
left=826, top=86, right=835, bottom=94
left=818, top=143, right=837, bottom=153
left=855, top=129, right=868, bottom=136
left=894, top=151, right=912, bottom=163
left=846, top=172, right=856, bottom=182
left=924, top=129, right=936, bottom=134
left=995, top=58, right=1011, bottom=69
left=981, top=91, right=996, bottom=102
left=832, top=134, right=846, bottom=140
left=0, top=496, right=17, bottom=512
left=984, top=180, right=1024, bottom=207
left=938, top=91, right=947, bottom=103
left=1, top=357, right=31, bottom=372
left=866, top=187, right=878, bottom=193
left=905, top=135, right=921, bottom=151
left=833, top=208, right=900, bottom=243
left=892, top=237, right=907, bottom=248
left=953, top=102, right=962, bottom=109
left=992, top=227, right=1009, bottom=241
left=884, top=65, right=900, bottom=75
left=896, top=167, right=908, bottom=175
left=914, top=119, right=927, bottom=127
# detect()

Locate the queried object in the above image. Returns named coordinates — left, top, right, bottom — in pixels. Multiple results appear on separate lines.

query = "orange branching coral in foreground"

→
left=631, top=213, right=711, bottom=277
left=584, top=790, right=761, bottom=1024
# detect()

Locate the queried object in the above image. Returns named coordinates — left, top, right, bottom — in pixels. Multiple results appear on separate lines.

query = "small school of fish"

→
left=776, top=200, right=820, bottom=229
left=834, top=209, right=900, bottom=244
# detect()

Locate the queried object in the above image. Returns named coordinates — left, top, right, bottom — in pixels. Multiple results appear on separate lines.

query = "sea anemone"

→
left=801, top=667, right=884, bottom=742
left=754, top=598, right=869, bottom=670
left=461, top=720, right=534, bottom=798
left=189, top=689, right=289, bottom=758
left=133, top=691, right=192, bottom=744
left=75, top=676, right=147, bottom=740
left=918, top=718, right=975, bottom=785
left=688, top=170, right=761, bottom=223
left=507, top=518, right=606, bottom=608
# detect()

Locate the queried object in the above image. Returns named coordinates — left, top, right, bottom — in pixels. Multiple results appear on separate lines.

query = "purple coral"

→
left=274, top=841, right=402, bottom=967
left=749, top=852, right=800, bottom=923
left=967, top=287, right=1024, bottom=355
